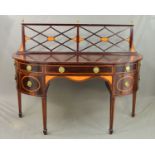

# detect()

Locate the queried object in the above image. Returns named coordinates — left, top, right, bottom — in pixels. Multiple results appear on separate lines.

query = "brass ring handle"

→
left=26, top=65, right=32, bottom=72
left=125, top=65, right=130, bottom=72
left=27, top=81, right=32, bottom=88
left=59, top=66, right=65, bottom=73
left=93, top=67, right=100, bottom=73
left=124, top=81, right=130, bottom=87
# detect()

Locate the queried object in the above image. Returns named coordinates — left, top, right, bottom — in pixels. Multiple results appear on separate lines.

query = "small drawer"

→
left=115, top=63, right=137, bottom=73
left=20, top=73, right=43, bottom=96
left=114, top=73, right=137, bottom=96
left=46, top=65, right=113, bottom=74
left=19, top=63, right=42, bottom=73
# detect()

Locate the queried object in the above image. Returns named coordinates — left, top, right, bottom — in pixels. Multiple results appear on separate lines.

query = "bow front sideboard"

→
left=13, top=23, right=142, bottom=135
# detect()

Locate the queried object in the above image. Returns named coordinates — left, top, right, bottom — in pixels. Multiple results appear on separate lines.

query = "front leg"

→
left=131, top=91, right=137, bottom=117
left=16, top=71, right=22, bottom=118
left=109, top=94, right=115, bottom=134
left=17, top=90, right=22, bottom=118
left=42, top=96, right=47, bottom=135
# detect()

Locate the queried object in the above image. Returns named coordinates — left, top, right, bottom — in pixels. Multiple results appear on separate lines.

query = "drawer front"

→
left=20, top=73, right=43, bottom=96
left=115, top=63, right=137, bottom=73
left=46, top=65, right=113, bottom=74
left=19, top=63, right=42, bottom=73
left=114, top=73, right=137, bottom=96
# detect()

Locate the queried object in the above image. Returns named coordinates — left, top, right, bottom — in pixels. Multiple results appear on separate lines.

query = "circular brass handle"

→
left=124, top=81, right=130, bottom=87
left=93, top=67, right=100, bottom=73
left=27, top=81, right=32, bottom=88
left=58, top=66, right=65, bottom=73
left=26, top=65, right=32, bottom=72
left=125, top=65, right=130, bottom=72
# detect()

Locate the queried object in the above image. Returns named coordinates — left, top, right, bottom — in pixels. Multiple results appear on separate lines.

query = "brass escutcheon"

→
left=93, top=67, right=100, bottom=73
left=59, top=66, right=65, bottom=73
left=27, top=81, right=32, bottom=88
left=26, top=65, right=32, bottom=72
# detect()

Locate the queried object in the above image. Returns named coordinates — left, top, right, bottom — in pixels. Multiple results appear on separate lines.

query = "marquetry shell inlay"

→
left=47, top=36, right=55, bottom=41
left=100, top=37, right=109, bottom=42
left=72, top=37, right=84, bottom=42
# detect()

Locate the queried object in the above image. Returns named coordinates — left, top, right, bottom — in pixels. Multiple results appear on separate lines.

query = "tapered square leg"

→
left=43, top=129, right=47, bottom=135
left=17, top=91, right=22, bottom=118
left=131, top=91, right=137, bottom=117
left=109, top=94, right=115, bottom=134
left=42, top=96, right=47, bottom=135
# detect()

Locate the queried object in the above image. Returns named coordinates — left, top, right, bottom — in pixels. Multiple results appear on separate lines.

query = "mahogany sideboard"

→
left=12, top=23, right=142, bottom=135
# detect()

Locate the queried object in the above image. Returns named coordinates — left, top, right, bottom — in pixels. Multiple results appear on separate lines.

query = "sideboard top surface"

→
left=13, top=52, right=142, bottom=65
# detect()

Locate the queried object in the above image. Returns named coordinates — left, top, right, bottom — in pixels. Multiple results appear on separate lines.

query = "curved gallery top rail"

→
left=19, top=23, right=135, bottom=53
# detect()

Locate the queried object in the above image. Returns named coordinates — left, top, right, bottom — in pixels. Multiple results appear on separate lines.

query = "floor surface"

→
left=0, top=79, right=154, bottom=139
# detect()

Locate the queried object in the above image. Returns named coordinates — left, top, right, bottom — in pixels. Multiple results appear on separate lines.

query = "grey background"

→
left=0, top=15, right=155, bottom=138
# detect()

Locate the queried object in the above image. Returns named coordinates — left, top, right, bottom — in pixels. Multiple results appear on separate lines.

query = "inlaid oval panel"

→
left=21, top=76, right=41, bottom=92
left=116, top=75, right=134, bottom=92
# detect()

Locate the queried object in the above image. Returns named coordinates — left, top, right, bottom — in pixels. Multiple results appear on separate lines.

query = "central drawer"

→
left=46, top=65, right=113, bottom=74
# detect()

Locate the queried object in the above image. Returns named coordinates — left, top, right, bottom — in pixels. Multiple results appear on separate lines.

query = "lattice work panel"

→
left=23, top=24, right=132, bottom=53
left=24, top=25, right=77, bottom=52
left=79, top=26, right=131, bottom=52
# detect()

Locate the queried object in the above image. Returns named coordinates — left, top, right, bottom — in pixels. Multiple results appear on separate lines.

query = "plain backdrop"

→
left=0, top=15, right=155, bottom=138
